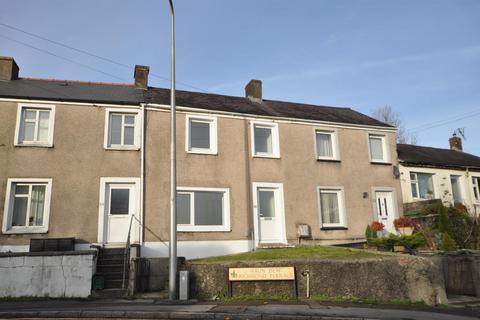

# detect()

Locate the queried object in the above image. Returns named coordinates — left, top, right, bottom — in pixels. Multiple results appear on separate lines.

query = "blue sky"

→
left=1, top=0, right=479, bottom=154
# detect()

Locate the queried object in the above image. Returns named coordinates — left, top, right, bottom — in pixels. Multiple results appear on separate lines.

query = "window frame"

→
left=367, top=133, right=389, bottom=164
left=185, top=114, right=218, bottom=155
left=449, top=174, right=464, bottom=204
left=250, top=121, right=280, bottom=158
left=314, top=128, right=340, bottom=161
left=317, top=186, right=347, bottom=228
left=104, top=108, right=141, bottom=150
left=473, top=176, right=480, bottom=204
left=176, top=187, right=230, bottom=232
left=410, top=172, right=435, bottom=200
left=14, top=103, right=55, bottom=147
left=2, top=178, right=52, bottom=234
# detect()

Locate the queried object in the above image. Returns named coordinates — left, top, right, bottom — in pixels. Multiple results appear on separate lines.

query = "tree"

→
left=371, top=105, right=418, bottom=144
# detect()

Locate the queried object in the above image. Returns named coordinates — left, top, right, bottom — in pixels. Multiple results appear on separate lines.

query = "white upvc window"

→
left=315, top=129, right=339, bottom=160
left=368, top=133, right=389, bottom=163
left=176, top=187, right=230, bottom=232
left=450, top=175, right=463, bottom=204
left=317, top=187, right=347, bottom=228
left=185, top=115, right=217, bottom=154
left=410, top=172, right=435, bottom=199
left=104, top=108, right=140, bottom=150
left=14, top=104, right=55, bottom=147
left=251, top=121, right=280, bottom=158
left=473, top=177, right=480, bottom=203
left=2, top=178, right=52, bottom=234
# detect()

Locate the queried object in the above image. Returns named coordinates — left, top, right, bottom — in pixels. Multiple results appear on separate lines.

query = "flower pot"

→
left=397, top=227, right=414, bottom=235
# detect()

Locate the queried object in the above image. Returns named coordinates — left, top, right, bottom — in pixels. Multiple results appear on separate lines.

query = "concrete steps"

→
left=94, top=247, right=127, bottom=291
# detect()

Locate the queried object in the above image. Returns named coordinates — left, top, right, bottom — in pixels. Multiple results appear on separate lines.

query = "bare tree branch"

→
left=371, top=105, right=418, bottom=144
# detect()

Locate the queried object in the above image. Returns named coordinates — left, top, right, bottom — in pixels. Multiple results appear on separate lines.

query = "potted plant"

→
left=394, top=217, right=417, bottom=235
left=370, top=221, right=385, bottom=237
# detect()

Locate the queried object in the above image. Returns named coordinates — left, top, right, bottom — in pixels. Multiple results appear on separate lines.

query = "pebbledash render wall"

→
left=0, top=99, right=402, bottom=259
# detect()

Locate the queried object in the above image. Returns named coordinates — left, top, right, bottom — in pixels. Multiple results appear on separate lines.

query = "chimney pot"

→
left=134, top=65, right=149, bottom=89
left=0, top=56, right=19, bottom=81
left=245, top=79, right=262, bottom=103
left=449, top=133, right=463, bottom=152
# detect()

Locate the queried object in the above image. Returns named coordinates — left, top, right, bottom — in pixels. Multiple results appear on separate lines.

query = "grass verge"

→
left=191, top=245, right=385, bottom=264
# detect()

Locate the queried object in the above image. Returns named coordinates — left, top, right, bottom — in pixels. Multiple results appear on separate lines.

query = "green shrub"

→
left=371, top=233, right=426, bottom=253
left=440, top=233, right=457, bottom=252
left=437, top=206, right=450, bottom=234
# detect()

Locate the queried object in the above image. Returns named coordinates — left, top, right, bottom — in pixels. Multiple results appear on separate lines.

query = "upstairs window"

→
left=15, top=104, right=55, bottom=147
left=186, top=115, right=217, bottom=154
left=251, top=121, right=280, bottom=158
left=315, top=129, right=339, bottom=160
left=176, top=187, right=230, bottom=232
left=104, top=109, right=140, bottom=150
left=368, top=133, right=388, bottom=163
left=410, top=172, right=435, bottom=199
left=473, top=177, right=480, bottom=203
left=2, top=178, right=52, bottom=234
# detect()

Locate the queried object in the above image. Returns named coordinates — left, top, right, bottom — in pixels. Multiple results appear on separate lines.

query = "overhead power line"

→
left=407, top=108, right=480, bottom=133
left=0, top=21, right=209, bottom=92
left=0, top=33, right=128, bottom=82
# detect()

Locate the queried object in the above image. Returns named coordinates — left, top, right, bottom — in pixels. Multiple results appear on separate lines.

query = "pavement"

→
left=0, top=299, right=479, bottom=320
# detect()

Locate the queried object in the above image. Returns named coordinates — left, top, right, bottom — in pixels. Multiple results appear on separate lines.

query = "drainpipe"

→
left=140, top=103, right=146, bottom=245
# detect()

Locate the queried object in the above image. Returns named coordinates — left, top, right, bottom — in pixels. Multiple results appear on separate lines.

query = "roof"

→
left=0, top=78, right=144, bottom=105
left=0, top=78, right=392, bottom=127
left=397, top=144, right=480, bottom=170
left=145, top=88, right=392, bottom=127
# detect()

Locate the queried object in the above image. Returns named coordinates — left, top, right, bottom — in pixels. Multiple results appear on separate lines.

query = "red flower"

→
left=370, top=221, right=384, bottom=232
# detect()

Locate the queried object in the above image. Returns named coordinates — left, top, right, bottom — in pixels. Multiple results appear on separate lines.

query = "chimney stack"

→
left=449, top=133, right=463, bottom=152
left=134, top=65, right=149, bottom=89
left=245, top=79, right=262, bottom=103
left=0, top=56, right=19, bottom=81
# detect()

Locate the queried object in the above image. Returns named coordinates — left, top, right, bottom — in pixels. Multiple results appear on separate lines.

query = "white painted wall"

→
left=0, top=253, right=95, bottom=298
left=142, top=240, right=253, bottom=259
left=399, top=164, right=480, bottom=215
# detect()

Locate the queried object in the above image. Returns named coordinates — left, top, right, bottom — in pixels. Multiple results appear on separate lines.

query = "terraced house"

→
left=0, top=56, right=403, bottom=259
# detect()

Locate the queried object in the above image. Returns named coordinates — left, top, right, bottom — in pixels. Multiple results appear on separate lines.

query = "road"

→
left=0, top=299, right=478, bottom=319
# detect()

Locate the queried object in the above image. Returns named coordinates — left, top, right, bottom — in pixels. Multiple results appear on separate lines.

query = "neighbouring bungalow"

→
left=0, top=56, right=404, bottom=262
left=397, top=135, right=480, bottom=216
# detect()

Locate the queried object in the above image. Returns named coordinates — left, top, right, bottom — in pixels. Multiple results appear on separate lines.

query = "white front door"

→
left=375, top=191, right=396, bottom=233
left=253, top=183, right=286, bottom=245
left=105, top=183, right=136, bottom=244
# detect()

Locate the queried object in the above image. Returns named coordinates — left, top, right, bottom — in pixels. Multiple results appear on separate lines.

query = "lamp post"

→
left=167, top=0, right=177, bottom=300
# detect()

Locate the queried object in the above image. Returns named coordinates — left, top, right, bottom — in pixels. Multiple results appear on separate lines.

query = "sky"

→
left=1, top=0, right=479, bottom=154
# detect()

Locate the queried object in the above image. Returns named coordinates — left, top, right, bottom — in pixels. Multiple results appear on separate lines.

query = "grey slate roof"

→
left=397, top=144, right=480, bottom=170
left=145, top=88, right=392, bottom=127
left=0, top=78, right=144, bottom=105
left=0, top=78, right=392, bottom=127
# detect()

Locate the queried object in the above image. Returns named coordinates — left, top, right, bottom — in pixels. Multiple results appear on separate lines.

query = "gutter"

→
left=140, top=103, right=146, bottom=244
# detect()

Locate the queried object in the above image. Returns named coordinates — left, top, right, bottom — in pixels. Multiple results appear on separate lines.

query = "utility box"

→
left=297, top=224, right=311, bottom=238
left=179, top=270, right=189, bottom=300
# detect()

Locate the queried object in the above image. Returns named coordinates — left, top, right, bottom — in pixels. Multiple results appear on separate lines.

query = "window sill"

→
left=105, top=146, right=140, bottom=151
left=177, top=226, right=231, bottom=232
left=370, top=161, right=392, bottom=166
left=15, top=143, right=53, bottom=148
left=253, top=154, right=281, bottom=159
left=316, top=158, right=341, bottom=163
left=321, top=227, right=348, bottom=231
left=186, top=150, right=218, bottom=156
left=2, top=227, right=48, bottom=234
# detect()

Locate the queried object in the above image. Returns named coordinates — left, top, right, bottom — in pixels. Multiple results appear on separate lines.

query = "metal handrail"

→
left=122, top=214, right=136, bottom=290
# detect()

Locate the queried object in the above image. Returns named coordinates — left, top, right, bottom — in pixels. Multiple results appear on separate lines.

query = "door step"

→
left=91, top=288, right=127, bottom=299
